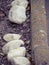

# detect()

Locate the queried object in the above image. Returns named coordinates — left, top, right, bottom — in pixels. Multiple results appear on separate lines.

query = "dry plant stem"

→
left=31, top=0, right=49, bottom=65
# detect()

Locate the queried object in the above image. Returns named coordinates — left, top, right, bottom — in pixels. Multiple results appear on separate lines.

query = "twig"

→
left=31, top=0, right=49, bottom=65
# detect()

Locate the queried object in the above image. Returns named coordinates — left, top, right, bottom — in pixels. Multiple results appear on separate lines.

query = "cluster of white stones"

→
left=8, top=0, right=28, bottom=24
left=2, top=33, right=30, bottom=65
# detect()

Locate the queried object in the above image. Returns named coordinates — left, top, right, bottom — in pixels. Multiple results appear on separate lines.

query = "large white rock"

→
left=11, top=0, right=28, bottom=8
left=7, top=47, right=26, bottom=60
left=2, top=40, right=24, bottom=54
left=3, top=34, right=22, bottom=42
left=8, top=6, right=26, bottom=24
left=11, top=57, right=30, bottom=65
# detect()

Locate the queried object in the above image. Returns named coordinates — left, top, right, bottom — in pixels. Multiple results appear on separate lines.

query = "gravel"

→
left=0, top=0, right=34, bottom=65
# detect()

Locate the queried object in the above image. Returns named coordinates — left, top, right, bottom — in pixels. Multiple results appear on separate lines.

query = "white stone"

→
left=11, top=57, right=30, bottom=65
left=7, top=47, right=26, bottom=60
left=2, top=40, right=24, bottom=54
left=8, top=6, right=26, bottom=24
left=3, top=34, right=22, bottom=42
left=11, top=0, right=28, bottom=8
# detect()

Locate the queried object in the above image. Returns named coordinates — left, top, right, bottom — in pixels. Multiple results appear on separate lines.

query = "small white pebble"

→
left=2, top=40, right=24, bottom=54
left=11, top=57, right=30, bottom=65
left=3, top=34, right=22, bottom=42
left=8, top=6, right=26, bottom=24
left=7, top=47, right=26, bottom=60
